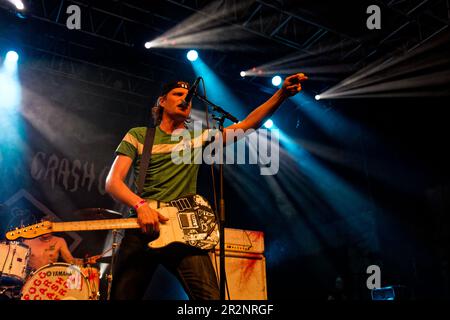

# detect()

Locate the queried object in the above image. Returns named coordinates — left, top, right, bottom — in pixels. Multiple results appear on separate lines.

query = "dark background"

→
left=1, top=0, right=449, bottom=300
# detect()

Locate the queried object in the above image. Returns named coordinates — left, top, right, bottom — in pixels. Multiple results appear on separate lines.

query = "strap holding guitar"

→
left=136, top=127, right=156, bottom=196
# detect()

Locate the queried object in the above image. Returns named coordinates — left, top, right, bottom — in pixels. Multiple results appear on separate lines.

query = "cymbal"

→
left=74, top=208, right=123, bottom=220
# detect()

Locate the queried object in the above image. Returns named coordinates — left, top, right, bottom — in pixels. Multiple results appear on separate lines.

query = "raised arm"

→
left=225, top=73, right=307, bottom=133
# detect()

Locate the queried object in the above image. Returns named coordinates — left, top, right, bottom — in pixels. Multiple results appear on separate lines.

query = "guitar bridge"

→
left=177, top=211, right=198, bottom=229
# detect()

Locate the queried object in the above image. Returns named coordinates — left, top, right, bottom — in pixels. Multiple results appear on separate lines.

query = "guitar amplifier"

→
left=210, top=228, right=267, bottom=300
left=215, top=227, right=265, bottom=255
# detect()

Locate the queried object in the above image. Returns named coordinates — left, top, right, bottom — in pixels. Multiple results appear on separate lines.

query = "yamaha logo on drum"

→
left=47, top=271, right=73, bottom=277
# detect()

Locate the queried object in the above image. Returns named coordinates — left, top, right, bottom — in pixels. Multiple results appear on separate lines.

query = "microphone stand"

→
left=194, top=93, right=239, bottom=301
left=195, top=94, right=239, bottom=124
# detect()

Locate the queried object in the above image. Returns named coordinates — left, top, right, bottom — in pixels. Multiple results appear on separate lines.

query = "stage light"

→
left=271, top=75, right=282, bottom=86
left=315, top=95, right=321, bottom=100
left=1, top=50, right=21, bottom=111
left=187, top=50, right=198, bottom=62
left=4, top=51, right=19, bottom=73
left=240, top=71, right=246, bottom=77
left=144, top=42, right=152, bottom=49
left=263, top=119, right=273, bottom=129
left=9, top=0, right=24, bottom=10
left=6, top=51, right=19, bottom=63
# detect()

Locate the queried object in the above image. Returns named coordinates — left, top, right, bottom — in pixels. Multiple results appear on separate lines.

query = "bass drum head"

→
left=21, top=263, right=92, bottom=300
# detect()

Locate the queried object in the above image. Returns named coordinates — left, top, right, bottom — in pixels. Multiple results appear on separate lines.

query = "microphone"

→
left=181, top=77, right=201, bottom=107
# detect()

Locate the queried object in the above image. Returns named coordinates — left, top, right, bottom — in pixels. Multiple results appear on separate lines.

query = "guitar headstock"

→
left=5, top=221, right=53, bottom=240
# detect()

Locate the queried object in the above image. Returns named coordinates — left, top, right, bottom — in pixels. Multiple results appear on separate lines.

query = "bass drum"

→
left=21, top=263, right=92, bottom=300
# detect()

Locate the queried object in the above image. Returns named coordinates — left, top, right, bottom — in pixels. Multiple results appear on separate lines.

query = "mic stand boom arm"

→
left=194, top=93, right=239, bottom=124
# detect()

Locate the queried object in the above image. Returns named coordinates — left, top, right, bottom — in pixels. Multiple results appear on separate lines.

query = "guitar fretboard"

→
left=52, top=218, right=139, bottom=232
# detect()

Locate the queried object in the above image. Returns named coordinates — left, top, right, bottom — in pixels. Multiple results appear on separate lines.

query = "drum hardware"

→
left=95, top=256, right=112, bottom=264
left=9, top=247, right=16, bottom=270
left=73, top=207, right=122, bottom=300
left=106, top=229, right=118, bottom=301
left=0, top=285, right=21, bottom=300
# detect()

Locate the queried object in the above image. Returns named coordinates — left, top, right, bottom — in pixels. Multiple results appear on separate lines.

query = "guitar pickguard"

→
left=170, top=194, right=219, bottom=250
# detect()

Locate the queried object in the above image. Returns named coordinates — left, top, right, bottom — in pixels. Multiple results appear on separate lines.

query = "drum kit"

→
left=0, top=208, right=121, bottom=300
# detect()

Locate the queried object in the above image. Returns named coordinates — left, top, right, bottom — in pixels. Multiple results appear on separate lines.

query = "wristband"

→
left=134, top=199, right=147, bottom=210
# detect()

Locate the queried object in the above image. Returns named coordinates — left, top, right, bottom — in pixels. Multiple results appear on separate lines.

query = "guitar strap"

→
left=137, top=126, right=156, bottom=196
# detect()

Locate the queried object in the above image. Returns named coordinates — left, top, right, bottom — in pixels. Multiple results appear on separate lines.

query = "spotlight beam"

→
left=244, top=65, right=351, bottom=77
left=150, top=25, right=255, bottom=50
left=241, top=40, right=358, bottom=78
left=337, top=55, right=449, bottom=92
left=319, top=69, right=450, bottom=99
left=276, top=132, right=379, bottom=253
left=189, top=56, right=247, bottom=121
left=152, top=0, right=345, bottom=53
left=319, top=33, right=450, bottom=99
left=251, top=39, right=359, bottom=71
left=163, top=1, right=252, bottom=38
left=148, top=1, right=255, bottom=50
left=321, top=91, right=450, bottom=99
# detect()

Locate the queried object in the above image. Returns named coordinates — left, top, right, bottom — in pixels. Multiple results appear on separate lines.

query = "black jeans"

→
left=110, top=229, right=220, bottom=300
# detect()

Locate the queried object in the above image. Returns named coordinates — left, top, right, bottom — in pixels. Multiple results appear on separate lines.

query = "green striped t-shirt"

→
left=115, top=126, right=212, bottom=202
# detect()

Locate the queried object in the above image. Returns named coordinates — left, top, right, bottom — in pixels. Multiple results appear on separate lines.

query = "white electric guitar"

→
left=5, top=194, right=220, bottom=250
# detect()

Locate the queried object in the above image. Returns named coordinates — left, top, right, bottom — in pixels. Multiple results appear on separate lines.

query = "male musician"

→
left=105, top=73, right=307, bottom=300
left=24, top=217, right=98, bottom=271
left=24, top=234, right=98, bottom=271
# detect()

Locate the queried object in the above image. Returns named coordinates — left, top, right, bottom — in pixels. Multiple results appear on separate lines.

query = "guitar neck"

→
left=52, top=218, right=139, bottom=233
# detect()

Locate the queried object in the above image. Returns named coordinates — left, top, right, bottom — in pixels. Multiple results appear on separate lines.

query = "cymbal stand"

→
left=106, top=229, right=118, bottom=300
